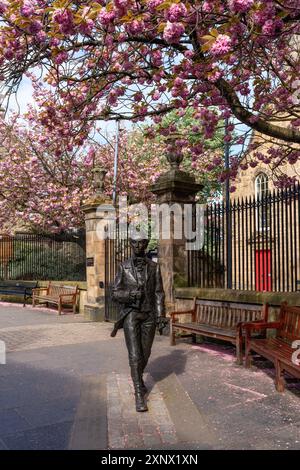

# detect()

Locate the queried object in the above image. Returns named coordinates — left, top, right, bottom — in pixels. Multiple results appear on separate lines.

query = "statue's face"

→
left=130, top=239, right=149, bottom=257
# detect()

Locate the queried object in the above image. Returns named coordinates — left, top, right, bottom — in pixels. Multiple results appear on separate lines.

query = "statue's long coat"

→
left=110, top=257, right=165, bottom=337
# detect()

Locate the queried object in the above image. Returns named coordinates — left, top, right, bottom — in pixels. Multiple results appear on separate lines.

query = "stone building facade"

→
left=229, top=133, right=300, bottom=293
left=232, top=156, right=300, bottom=200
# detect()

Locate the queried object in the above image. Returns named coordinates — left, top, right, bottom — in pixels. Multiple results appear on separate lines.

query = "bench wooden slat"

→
left=172, top=322, right=236, bottom=338
left=171, top=298, right=268, bottom=364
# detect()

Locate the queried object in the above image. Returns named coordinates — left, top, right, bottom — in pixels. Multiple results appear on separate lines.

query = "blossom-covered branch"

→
left=0, top=0, right=299, bottom=147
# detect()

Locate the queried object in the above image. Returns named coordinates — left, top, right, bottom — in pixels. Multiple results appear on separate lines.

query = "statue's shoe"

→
left=135, top=393, right=148, bottom=412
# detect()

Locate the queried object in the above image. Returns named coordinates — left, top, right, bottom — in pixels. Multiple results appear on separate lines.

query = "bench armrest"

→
left=243, top=321, right=281, bottom=342
left=242, top=321, right=281, bottom=331
left=236, top=319, right=272, bottom=330
left=32, top=288, right=48, bottom=294
left=59, top=293, right=77, bottom=300
left=170, top=309, right=196, bottom=322
left=236, top=319, right=278, bottom=340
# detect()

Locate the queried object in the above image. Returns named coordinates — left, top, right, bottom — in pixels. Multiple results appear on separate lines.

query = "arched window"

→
left=255, top=173, right=270, bottom=230
left=255, top=173, right=269, bottom=200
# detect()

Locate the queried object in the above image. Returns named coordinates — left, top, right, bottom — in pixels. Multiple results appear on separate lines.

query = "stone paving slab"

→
left=0, top=302, right=86, bottom=327
left=0, top=322, right=112, bottom=352
left=156, top=372, right=215, bottom=447
left=0, top=364, right=82, bottom=411
left=0, top=438, right=8, bottom=450
left=107, top=373, right=178, bottom=449
left=68, top=375, right=107, bottom=450
left=2, top=421, right=74, bottom=450
left=0, top=409, right=32, bottom=436
left=16, top=399, right=78, bottom=429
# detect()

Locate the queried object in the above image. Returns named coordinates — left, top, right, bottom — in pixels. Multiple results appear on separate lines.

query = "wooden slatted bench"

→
left=170, top=298, right=269, bottom=364
left=244, top=303, right=300, bottom=392
left=32, top=282, right=79, bottom=315
left=0, top=281, right=38, bottom=307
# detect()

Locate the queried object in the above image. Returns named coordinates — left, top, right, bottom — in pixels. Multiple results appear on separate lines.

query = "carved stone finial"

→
left=164, top=133, right=184, bottom=170
left=92, top=167, right=107, bottom=195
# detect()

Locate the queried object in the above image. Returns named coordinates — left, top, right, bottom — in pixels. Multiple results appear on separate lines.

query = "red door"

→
left=255, top=250, right=272, bottom=291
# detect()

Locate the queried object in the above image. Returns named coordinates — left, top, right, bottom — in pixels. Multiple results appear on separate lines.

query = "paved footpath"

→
left=0, top=303, right=300, bottom=450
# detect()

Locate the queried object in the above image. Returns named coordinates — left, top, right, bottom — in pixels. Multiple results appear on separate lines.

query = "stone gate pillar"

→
left=151, top=143, right=203, bottom=312
left=81, top=168, right=115, bottom=321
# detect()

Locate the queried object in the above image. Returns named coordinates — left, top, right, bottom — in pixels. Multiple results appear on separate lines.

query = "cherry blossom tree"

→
left=0, top=79, right=226, bottom=233
left=0, top=78, right=163, bottom=233
left=0, top=110, right=93, bottom=234
left=0, top=107, right=223, bottom=233
left=0, top=0, right=299, bottom=180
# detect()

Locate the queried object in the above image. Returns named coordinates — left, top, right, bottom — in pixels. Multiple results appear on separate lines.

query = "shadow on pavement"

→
left=0, top=359, right=107, bottom=450
left=148, top=349, right=188, bottom=385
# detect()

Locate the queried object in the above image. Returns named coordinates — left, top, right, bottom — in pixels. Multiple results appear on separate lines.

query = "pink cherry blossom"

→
left=0, top=1, right=7, bottom=14
left=54, top=51, right=68, bottom=65
left=202, top=1, right=213, bottom=13
left=126, top=20, right=145, bottom=35
left=98, top=9, right=116, bottom=26
left=114, top=0, right=130, bottom=10
left=228, top=0, right=254, bottom=13
left=28, top=20, right=42, bottom=35
left=166, top=3, right=187, bottom=22
left=163, top=21, right=185, bottom=43
left=262, top=19, right=283, bottom=36
left=210, top=35, right=232, bottom=56
left=20, top=0, right=35, bottom=17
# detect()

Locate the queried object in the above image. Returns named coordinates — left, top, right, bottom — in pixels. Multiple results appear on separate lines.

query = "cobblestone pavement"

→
left=0, top=303, right=300, bottom=450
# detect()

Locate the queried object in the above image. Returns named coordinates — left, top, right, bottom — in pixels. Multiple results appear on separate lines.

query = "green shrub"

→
left=4, top=241, right=86, bottom=281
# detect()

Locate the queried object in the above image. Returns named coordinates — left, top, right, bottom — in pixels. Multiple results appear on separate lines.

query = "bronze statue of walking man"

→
left=111, top=237, right=166, bottom=412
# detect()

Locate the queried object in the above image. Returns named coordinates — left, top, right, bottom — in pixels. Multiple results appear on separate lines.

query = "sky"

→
left=4, top=77, right=35, bottom=115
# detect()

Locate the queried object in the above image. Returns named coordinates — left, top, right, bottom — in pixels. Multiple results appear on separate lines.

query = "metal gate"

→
left=104, top=224, right=131, bottom=322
